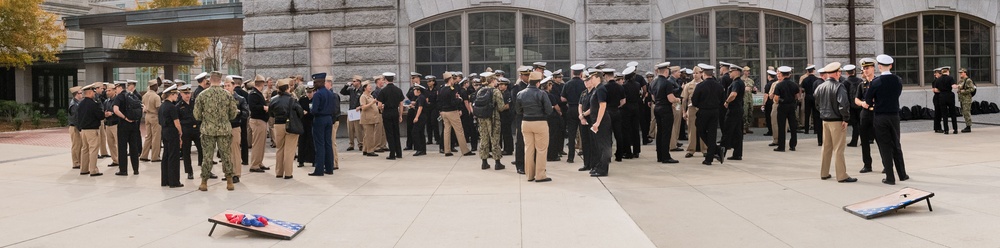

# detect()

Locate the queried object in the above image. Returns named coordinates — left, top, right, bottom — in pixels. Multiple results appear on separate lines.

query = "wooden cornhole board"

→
left=843, top=187, right=934, bottom=219
left=208, top=210, right=305, bottom=240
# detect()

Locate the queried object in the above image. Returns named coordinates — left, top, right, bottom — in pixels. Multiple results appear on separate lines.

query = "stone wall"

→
left=241, top=0, right=400, bottom=82
left=585, top=0, right=655, bottom=70
left=821, top=0, right=877, bottom=66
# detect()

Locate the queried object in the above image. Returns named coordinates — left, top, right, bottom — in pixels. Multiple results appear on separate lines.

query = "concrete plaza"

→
left=0, top=120, right=999, bottom=248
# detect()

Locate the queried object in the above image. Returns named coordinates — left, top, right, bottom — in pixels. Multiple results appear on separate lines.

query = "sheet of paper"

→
left=347, top=109, right=361, bottom=121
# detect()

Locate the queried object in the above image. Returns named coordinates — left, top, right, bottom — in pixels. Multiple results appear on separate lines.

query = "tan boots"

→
left=198, top=178, right=208, bottom=191
left=226, top=175, right=235, bottom=191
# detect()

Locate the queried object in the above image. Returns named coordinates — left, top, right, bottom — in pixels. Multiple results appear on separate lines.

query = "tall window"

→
left=414, top=10, right=572, bottom=78
left=884, top=14, right=994, bottom=85
left=666, top=10, right=808, bottom=88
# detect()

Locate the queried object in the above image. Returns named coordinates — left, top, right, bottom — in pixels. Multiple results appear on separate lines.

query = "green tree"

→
left=121, top=0, right=209, bottom=75
left=0, top=0, right=68, bottom=69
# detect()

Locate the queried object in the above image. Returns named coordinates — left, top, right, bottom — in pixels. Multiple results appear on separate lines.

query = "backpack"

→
left=952, top=105, right=962, bottom=117
left=971, top=101, right=982, bottom=115
left=899, top=106, right=912, bottom=120
left=981, top=101, right=993, bottom=114
left=991, top=102, right=1000, bottom=114
left=923, top=108, right=935, bottom=120
left=473, top=87, right=496, bottom=118
left=910, top=105, right=923, bottom=119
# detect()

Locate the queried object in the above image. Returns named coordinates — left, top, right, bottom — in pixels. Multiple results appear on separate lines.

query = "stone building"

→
left=240, top=0, right=998, bottom=107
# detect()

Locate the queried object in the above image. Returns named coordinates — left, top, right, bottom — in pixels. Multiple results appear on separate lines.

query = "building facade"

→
left=241, top=0, right=998, bottom=107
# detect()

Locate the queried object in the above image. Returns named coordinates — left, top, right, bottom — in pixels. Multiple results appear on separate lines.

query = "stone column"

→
left=823, top=0, right=877, bottom=65
left=585, top=1, right=653, bottom=69
left=83, top=28, right=104, bottom=84
left=162, top=36, right=178, bottom=80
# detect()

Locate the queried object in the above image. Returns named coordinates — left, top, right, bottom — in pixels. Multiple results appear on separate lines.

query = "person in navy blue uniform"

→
left=376, top=72, right=406, bottom=160
left=411, top=85, right=429, bottom=156
left=691, top=64, right=726, bottom=165
left=862, top=54, right=909, bottom=185
left=112, top=80, right=143, bottom=176
left=309, top=73, right=340, bottom=176
left=652, top=62, right=680, bottom=164
left=159, top=86, right=183, bottom=188
left=773, top=66, right=800, bottom=152
left=720, top=66, right=746, bottom=160
left=561, top=64, right=587, bottom=163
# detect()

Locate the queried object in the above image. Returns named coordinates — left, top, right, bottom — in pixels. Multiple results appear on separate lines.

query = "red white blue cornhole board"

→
left=843, top=187, right=934, bottom=219
left=208, top=210, right=305, bottom=240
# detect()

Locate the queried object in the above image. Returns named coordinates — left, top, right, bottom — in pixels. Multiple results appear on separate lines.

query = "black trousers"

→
left=514, top=119, right=525, bottom=170
left=240, top=122, right=248, bottom=165
left=501, top=111, right=514, bottom=153
left=873, top=114, right=907, bottom=182
left=462, top=112, right=478, bottom=151
left=610, top=109, right=625, bottom=159
left=117, top=122, right=141, bottom=173
left=563, top=105, right=579, bottom=160
left=621, top=107, right=641, bottom=156
left=580, top=123, right=594, bottom=170
left=412, top=117, right=426, bottom=153
left=859, top=110, right=875, bottom=169
left=405, top=109, right=416, bottom=149
left=654, top=105, right=674, bottom=162
left=639, top=104, right=652, bottom=141
left=593, top=114, right=613, bottom=174
left=936, top=94, right=958, bottom=132
left=721, top=108, right=744, bottom=158
left=763, top=102, right=774, bottom=134
left=776, top=104, right=798, bottom=150
left=181, top=125, right=202, bottom=174
left=932, top=94, right=942, bottom=131
left=160, top=130, right=180, bottom=187
left=547, top=113, right=562, bottom=160
left=383, top=111, right=402, bottom=158
left=848, top=108, right=861, bottom=145
left=696, top=109, right=720, bottom=163
left=803, top=98, right=817, bottom=133
left=428, top=108, right=440, bottom=144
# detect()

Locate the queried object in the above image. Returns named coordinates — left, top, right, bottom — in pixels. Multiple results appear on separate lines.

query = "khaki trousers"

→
left=685, top=108, right=707, bottom=154
left=522, top=121, right=549, bottom=180
left=771, top=102, right=780, bottom=144
left=648, top=107, right=657, bottom=138
left=70, top=126, right=82, bottom=167
left=441, top=110, right=469, bottom=154
left=331, top=121, right=340, bottom=167
left=249, top=119, right=267, bottom=169
left=669, top=103, right=682, bottom=149
left=106, top=125, right=119, bottom=164
left=363, top=123, right=378, bottom=153
left=274, top=124, right=299, bottom=177
left=230, top=127, right=242, bottom=177
left=348, top=120, right=363, bottom=149
left=98, top=122, right=109, bottom=156
left=140, top=118, right=161, bottom=160
left=375, top=121, right=387, bottom=150
left=820, top=121, right=849, bottom=181
left=80, top=129, right=101, bottom=174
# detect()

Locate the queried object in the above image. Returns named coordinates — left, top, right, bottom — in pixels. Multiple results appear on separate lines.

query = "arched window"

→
left=413, top=10, right=572, bottom=78
left=884, top=14, right=994, bottom=85
left=665, top=9, right=809, bottom=88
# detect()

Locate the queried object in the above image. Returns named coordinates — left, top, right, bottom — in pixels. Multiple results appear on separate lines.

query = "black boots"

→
left=482, top=159, right=490, bottom=170
left=494, top=160, right=506, bottom=170
left=962, top=126, right=971, bottom=133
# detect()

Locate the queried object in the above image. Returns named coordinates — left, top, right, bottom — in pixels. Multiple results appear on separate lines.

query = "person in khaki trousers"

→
left=224, top=77, right=248, bottom=182
left=439, top=72, right=472, bottom=156
left=359, top=81, right=381, bottom=156
left=681, top=67, right=707, bottom=157
left=269, top=79, right=303, bottom=179
left=327, top=76, right=341, bottom=169
left=248, top=75, right=271, bottom=172
left=669, top=66, right=685, bottom=152
left=814, top=62, right=856, bottom=183
left=140, top=82, right=162, bottom=162
left=78, top=83, right=106, bottom=176
left=103, top=83, right=120, bottom=167
left=516, top=71, right=553, bottom=182
left=69, top=86, right=83, bottom=169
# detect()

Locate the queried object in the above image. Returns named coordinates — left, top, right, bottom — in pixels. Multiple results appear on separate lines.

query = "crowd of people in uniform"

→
left=68, top=52, right=972, bottom=189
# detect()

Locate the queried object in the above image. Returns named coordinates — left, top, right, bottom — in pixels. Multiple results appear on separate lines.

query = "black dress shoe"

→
left=250, top=168, right=265, bottom=173
left=838, top=177, right=858, bottom=183
left=768, top=143, right=778, bottom=147
left=846, top=143, right=858, bottom=147
left=516, top=169, right=525, bottom=174
left=559, top=151, right=567, bottom=155
left=260, top=166, right=271, bottom=170
left=789, top=147, right=796, bottom=151
left=187, top=173, right=194, bottom=179
left=702, top=161, right=712, bottom=166
left=445, top=153, right=454, bottom=157
left=80, top=172, right=90, bottom=175
left=502, top=152, right=513, bottom=156
left=547, top=158, right=560, bottom=162
left=284, top=176, right=293, bottom=179
left=90, top=173, right=103, bottom=177
left=413, top=151, right=426, bottom=156
left=151, top=159, right=162, bottom=162
left=662, top=159, right=679, bottom=164
left=726, top=157, right=742, bottom=161
left=590, top=173, right=607, bottom=177
left=615, top=157, right=622, bottom=162
left=527, top=179, right=535, bottom=182
left=670, top=148, right=684, bottom=152
left=169, top=184, right=184, bottom=188
left=463, top=152, right=476, bottom=156
left=578, top=167, right=591, bottom=171
left=773, top=148, right=785, bottom=152
left=115, top=172, right=128, bottom=176
left=952, top=130, right=957, bottom=134
left=684, top=153, right=694, bottom=158
left=859, top=168, right=872, bottom=173
left=899, top=175, right=910, bottom=181
left=566, top=159, right=574, bottom=163
left=308, top=173, right=324, bottom=176
left=140, top=158, right=150, bottom=162
left=882, top=179, right=895, bottom=185
left=821, top=175, right=832, bottom=180
left=386, top=156, right=396, bottom=160
left=364, top=152, right=379, bottom=157
left=762, top=132, right=773, bottom=136
left=404, top=147, right=412, bottom=151
left=535, top=178, right=552, bottom=182
left=934, top=130, right=944, bottom=133
left=346, top=147, right=355, bottom=151
left=133, top=171, right=139, bottom=175
left=276, top=175, right=283, bottom=178
left=73, top=166, right=80, bottom=169
left=325, top=171, right=333, bottom=175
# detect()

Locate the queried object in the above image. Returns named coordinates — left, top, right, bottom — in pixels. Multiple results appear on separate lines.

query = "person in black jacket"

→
left=248, top=75, right=270, bottom=173
left=78, top=83, right=107, bottom=176
left=773, top=66, right=800, bottom=152
left=652, top=63, right=680, bottom=164
left=621, top=67, right=644, bottom=159
left=586, top=69, right=613, bottom=177
left=270, top=79, right=304, bottom=179
left=720, top=66, right=746, bottom=160
left=177, top=84, right=203, bottom=179
left=516, top=71, right=553, bottom=182
left=934, top=67, right=959, bottom=134
left=341, top=75, right=364, bottom=151
left=691, top=64, right=726, bottom=165
left=801, top=68, right=821, bottom=135
left=377, top=72, right=406, bottom=160
left=423, top=76, right=440, bottom=146
left=298, top=83, right=316, bottom=167
left=561, top=64, right=587, bottom=162
left=159, top=86, right=183, bottom=187
left=112, top=81, right=143, bottom=176
left=232, top=77, right=250, bottom=165
left=814, top=62, right=857, bottom=183
left=404, top=72, right=422, bottom=151
left=226, top=78, right=249, bottom=183
left=604, top=70, right=626, bottom=162
left=844, top=65, right=863, bottom=146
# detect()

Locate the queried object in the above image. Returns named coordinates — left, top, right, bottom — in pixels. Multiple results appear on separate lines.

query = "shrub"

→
left=56, top=109, right=68, bottom=126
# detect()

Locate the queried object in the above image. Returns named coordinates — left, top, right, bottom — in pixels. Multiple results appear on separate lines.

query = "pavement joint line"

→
left=596, top=173, right=658, bottom=246
left=391, top=153, right=461, bottom=248
left=2, top=187, right=201, bottom=248
left=137, top=187, right=278, bottom=248
left=0, top=152, right=69, bottom=165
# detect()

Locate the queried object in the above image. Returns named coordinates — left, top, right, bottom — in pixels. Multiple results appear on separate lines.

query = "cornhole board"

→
left=208, top=210, right=305, bottom=240
left=843, top=187, right=934, bottom=219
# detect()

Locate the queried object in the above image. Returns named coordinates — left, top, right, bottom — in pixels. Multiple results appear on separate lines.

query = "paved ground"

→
left=1, top=119, right=999, bottom=248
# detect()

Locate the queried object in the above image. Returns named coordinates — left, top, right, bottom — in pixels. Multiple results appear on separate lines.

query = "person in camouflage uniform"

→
left=193, top=71, right=239, bottom=191
left=476, top=72, right=507, bottom=170
left=957, top=68, right=976, bottom=133
left=741, top=66, right=756, bottom=134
